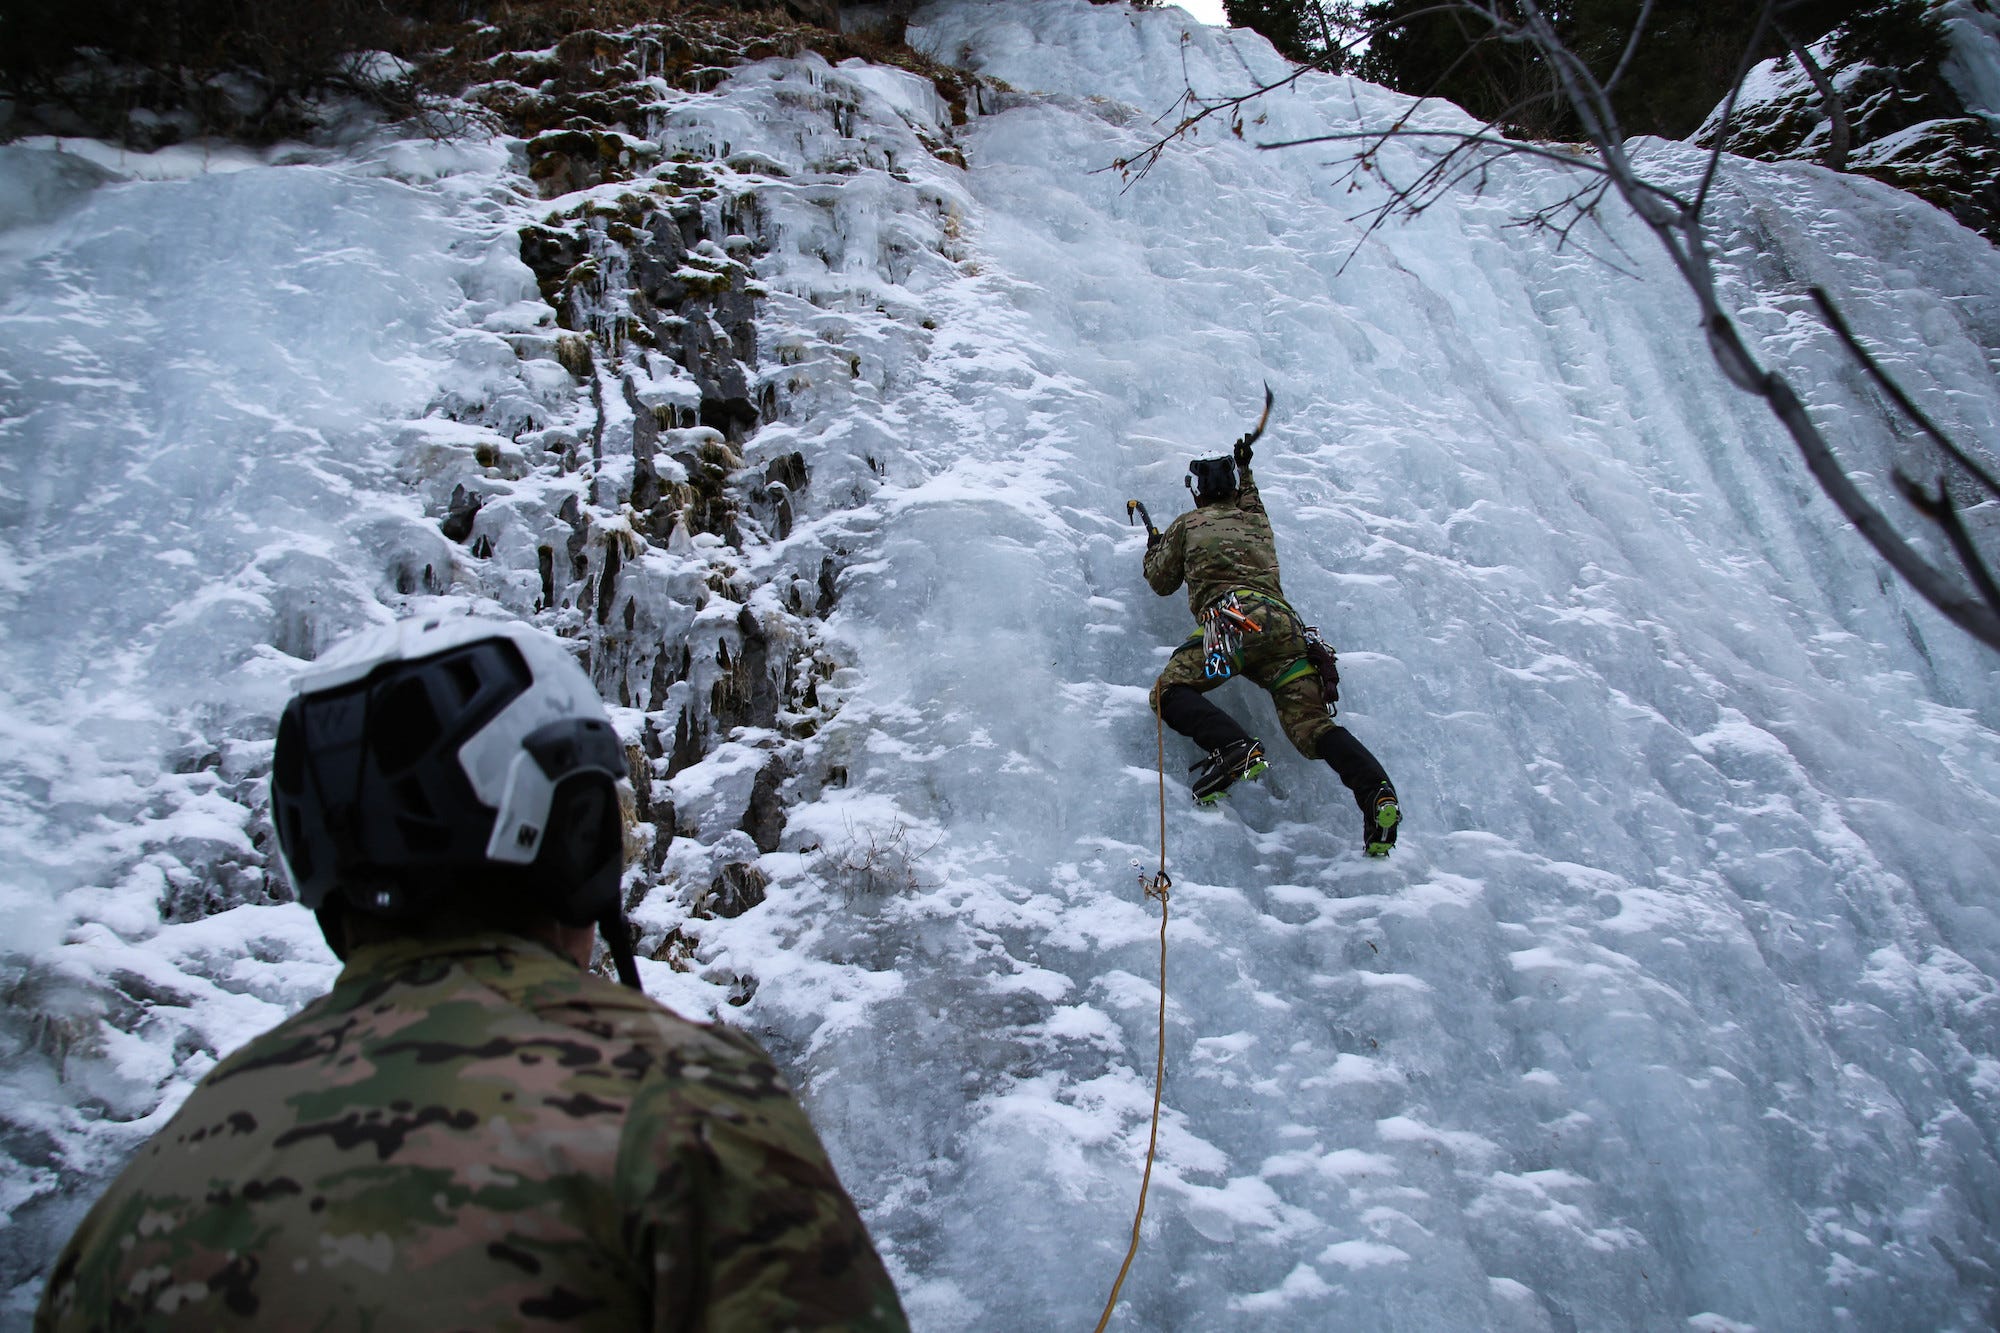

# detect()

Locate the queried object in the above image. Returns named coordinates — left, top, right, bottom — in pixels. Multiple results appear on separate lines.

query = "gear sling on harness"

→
left=1197, top=592, right=1263, bottom=679
left=1192, top=589, right=1324, bottom=699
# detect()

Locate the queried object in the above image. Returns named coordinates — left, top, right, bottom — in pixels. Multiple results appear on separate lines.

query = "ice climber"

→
left=1138, top=398, right=1402, bottom=856
left=37, top=615, right=908, bottom=1333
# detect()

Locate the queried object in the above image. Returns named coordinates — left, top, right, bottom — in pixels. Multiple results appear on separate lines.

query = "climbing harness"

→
left=1095, top=713, right=1173, bottom=1333
left=1191, top=590, right=1339, bottom=714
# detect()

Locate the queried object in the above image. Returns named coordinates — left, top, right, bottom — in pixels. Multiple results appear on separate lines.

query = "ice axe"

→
left=1130, top=381, right=1273, bottom=537
left=1234, top=381, right=1274, bottom=464
left=1126, top=498, right=1159, bottom=543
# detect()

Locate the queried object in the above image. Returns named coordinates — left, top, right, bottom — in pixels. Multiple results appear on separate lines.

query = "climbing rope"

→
left=1094, top=712, right=1173, bottom=1333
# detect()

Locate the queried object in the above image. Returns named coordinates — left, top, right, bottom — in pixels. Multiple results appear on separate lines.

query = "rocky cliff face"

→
left=415, top=16, right=979, bottom=955
left=1693, top=0, right=2000, bottom=243
left=0, top=1, right=920, bottom=149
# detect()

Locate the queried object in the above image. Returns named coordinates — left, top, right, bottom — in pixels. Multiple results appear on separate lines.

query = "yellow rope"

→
left=1157, top=707, right=1168, bottom=884
left=1094, top=712, right=1172, bottom=1333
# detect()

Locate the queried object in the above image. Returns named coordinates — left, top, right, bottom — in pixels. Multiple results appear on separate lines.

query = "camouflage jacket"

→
left=1143, top=468, right=1288, bottom=618
left=37, top=931, right=907, bottom=1333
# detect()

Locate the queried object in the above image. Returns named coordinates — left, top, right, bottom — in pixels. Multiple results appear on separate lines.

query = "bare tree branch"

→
left=1105, top=3, right=1473, bottom=188
left=1693, top=0, right=1777, bottom=218
left=1809, top=287, right=2000, bottom=503
left=1774, top=22, right=1851, bottom=172
left=1900, top=475, right=2000, bottom=614
left=1506, top=0, right=2000, bottom=649
left=1262, top=127, right=1612, bottom=175
left=1713, top=320, right=2000, bottom=646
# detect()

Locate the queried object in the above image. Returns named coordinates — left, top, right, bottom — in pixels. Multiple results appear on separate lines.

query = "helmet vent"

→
left=374, top=677, right=443, bottom=772
left=445, top=655, right=483, bottom=704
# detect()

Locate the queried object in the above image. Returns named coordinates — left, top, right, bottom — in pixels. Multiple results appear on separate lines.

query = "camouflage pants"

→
left=1148, top=614, right=1334, bottom=759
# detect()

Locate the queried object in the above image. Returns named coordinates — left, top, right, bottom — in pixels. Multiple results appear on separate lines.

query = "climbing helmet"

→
left=271, top=615, right=626, bottom=927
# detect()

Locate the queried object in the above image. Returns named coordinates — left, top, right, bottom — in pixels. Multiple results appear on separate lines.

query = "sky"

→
left=1172, top=0, right=1228, bottom=25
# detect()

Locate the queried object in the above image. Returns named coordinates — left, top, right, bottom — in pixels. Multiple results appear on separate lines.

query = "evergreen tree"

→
left=1223, top=0, right=1364, bottom=70
left=1231, top=0, right=1876, bottom=141
left=1356, top=1, right=1564, bottom=136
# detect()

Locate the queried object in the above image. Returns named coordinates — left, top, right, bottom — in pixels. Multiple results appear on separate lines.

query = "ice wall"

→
left=794, top=4, right=2000, bottom=1329
left=4, top=1, right=2000, bottom=1330
left=0, top=132, right=568, bottom=1313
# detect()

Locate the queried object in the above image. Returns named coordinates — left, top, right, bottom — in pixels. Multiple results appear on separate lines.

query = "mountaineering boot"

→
left=1364, top=784, right=1400, bottom=857
left=1192, top=737, right=1267, bottom=805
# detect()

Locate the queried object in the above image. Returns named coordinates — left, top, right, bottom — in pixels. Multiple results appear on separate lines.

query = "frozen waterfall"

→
left=3, top=1, right=1999, bottom=1329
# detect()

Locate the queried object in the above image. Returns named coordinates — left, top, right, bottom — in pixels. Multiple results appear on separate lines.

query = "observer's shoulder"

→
left=208, top=931, right=774, bottom=1103
left=198, top=970, right=372, bottom=1086
left=526, top=962, right=780, bottom=1090
left=206, top=934, right=748, bottom=1080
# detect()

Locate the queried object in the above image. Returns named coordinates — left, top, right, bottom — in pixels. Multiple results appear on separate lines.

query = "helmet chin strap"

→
left=600, top=911, right=643, bottom=991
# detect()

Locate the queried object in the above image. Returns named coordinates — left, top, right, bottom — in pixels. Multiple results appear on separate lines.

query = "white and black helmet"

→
left=271, top=615, right=628, bottom=946
left=1186, top=454, right=1238, bottom=505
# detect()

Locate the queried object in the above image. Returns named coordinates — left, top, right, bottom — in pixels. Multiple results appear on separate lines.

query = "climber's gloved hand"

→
left=1234, top=433, right=1254, bottom=470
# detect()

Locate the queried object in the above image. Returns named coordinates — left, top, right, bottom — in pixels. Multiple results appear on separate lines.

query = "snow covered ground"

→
left=4, top=1, right=2000, bottom=1329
